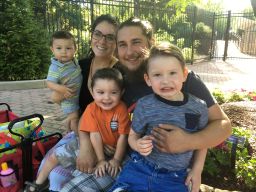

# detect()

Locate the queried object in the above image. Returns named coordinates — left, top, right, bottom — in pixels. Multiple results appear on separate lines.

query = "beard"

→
left=118, top=61, right=146, bottom=84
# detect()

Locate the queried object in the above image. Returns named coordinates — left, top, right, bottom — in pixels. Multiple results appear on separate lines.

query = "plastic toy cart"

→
left=0, top=103, right=62, bottom=191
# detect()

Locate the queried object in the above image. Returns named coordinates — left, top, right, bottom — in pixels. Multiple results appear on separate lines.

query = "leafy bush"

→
left=170, top=18, right=193, bottom=40
left=212, top=88, right=226, bottom=104
left=236, top=152, right=256, bottom=189
left=177, top=38, right=185, bottom=48
left=212, top=88, right=256, bottom=104
left=234, top=128, right=256, bottom=189
left=182, top=47, right=193, bottom=63
left=195, top=22, right=212, bottom=54
left=204, top=127, right=256, bottom=190
left=0, top=0, right=51, bottom=80
left=155, top=29, right=174, bottom=43
left=195, top=22, right=212, bottom=39
left=206, top=89, right=256, bottom=189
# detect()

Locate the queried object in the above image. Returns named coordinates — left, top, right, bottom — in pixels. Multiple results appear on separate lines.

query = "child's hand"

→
left=107, top=158, right=121, bottom=178
left=185, top=168, right=202, bottom=192
left=95, top=160, right=108, bottom=177
left=136, top=135, right=153, bottom=156
left=59, top=85, right=75, bottom=99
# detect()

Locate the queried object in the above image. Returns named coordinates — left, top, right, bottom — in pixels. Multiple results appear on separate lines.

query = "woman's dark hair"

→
left=50, top=31, right=76, bottom=49
left=87, top=14, right=119, bottom=58
left=91, top=68, right=124, bottom=91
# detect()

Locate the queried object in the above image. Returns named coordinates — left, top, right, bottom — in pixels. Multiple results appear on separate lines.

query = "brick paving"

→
left=188, top=59, right=256, bottom=91
left=0, top=59, right=255, bottom=134
left=0, top=88, right=65, bottom=133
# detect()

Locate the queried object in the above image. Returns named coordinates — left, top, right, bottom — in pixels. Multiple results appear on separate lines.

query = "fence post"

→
left=134, top=0, right=140, bottom=17
left=90, top=0, right=94, bottom=25
left=191, top=6, right=197, bottom=65
left=210, top=12, right=216, bottom=59
left=223, top=11, right=231, bottom=61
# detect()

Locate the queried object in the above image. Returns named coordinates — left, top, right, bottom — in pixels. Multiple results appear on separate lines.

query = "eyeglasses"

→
left=92, top=30, right=115, bottom=43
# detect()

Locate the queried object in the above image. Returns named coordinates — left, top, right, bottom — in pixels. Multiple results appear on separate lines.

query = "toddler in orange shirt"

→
left=24, top=68, right=130, bottom=192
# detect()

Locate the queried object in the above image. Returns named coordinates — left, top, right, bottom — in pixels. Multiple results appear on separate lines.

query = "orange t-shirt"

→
left=79, top=101, right=130, bottom=147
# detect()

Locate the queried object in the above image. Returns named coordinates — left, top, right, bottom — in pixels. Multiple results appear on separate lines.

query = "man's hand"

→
left=136, top=135, right=153, bottom=156
left=185, top=168, right=202, bottom=192
left=152, top=124, right=191, bottom=153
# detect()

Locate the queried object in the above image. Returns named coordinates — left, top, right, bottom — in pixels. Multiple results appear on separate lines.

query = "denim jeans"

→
left=110, top=152, right=189, bottom=192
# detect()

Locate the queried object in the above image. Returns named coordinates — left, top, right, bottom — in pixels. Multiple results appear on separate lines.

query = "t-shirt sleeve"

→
left=46, top=64, right=59, bottom=83
left=131, top=99, right=147, bottom=134
left=79, top=104, right=98, bottom=132
left=183, top=71, right=216, bottom=108
left=117, top=103, right=130, bottom=135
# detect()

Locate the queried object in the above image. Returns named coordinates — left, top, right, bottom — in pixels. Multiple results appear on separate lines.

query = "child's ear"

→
left=144, top=73, right=152, bottom=87
left=183, top=67, right=189, bottom=82
left=50, top=46, right=54, bottom=52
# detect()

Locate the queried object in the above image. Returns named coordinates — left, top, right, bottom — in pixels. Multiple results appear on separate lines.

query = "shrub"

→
left=155, top=29, right=174, bottom=43
left=204, top=127, right=256, bottom=190
left=182, top=47, right=193, bottom=63
left=212, top=88, right=256, bottom=104
left=177, top=38, right=185, bottom=48
left=212, top=88, right=226, bottom=104
left=195, top=22, right=212, bottom=54
left=195, top=22, right=212, bottom=39
left=0, top=0, right=51, bottom=80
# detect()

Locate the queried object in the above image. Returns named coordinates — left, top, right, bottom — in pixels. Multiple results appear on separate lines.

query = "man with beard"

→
left=60, top=17, right=231, bottom=192
left=114, top=17, right=231, bottom=154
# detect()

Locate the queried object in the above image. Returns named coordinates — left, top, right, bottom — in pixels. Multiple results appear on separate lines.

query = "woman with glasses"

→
left=79, top=14, right=119, bottom=115
left=35, top=14, right=119, bottom=192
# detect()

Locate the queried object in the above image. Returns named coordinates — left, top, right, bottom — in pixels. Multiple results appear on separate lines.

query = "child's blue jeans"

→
left=110, top=152, right=189, bottom=192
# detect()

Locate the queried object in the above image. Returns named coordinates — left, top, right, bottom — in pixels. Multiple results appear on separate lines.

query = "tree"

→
left=195, top=0, right=224, bottom=13
left=0, top=0, right=50, bottom=80
left=251, top=0, right=256, bottom=16
left=167, top=0, right=200, bottom=14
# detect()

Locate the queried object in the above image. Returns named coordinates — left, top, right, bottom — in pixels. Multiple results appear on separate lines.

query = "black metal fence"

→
left=36, top=0, right=256, bottom=62
left=210, top=11, right=256, bottom=60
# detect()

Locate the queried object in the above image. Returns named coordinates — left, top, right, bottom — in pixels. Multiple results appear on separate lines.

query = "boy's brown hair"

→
left=50, top=31, right=76, bottom=49
left=144, top=41, right=185, bottom=72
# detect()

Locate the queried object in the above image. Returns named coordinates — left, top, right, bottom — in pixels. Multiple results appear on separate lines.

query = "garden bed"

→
left=202, top=101, right=256, bottom=192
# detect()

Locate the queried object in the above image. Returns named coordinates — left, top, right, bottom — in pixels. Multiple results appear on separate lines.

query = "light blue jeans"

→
left=110, top=152, right=189, bottom=192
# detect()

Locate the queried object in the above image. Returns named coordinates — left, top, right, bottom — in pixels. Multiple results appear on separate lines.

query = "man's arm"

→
left=185, top=149, right=207, bottom=192
left=152, top=103, right=231, bottom=153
